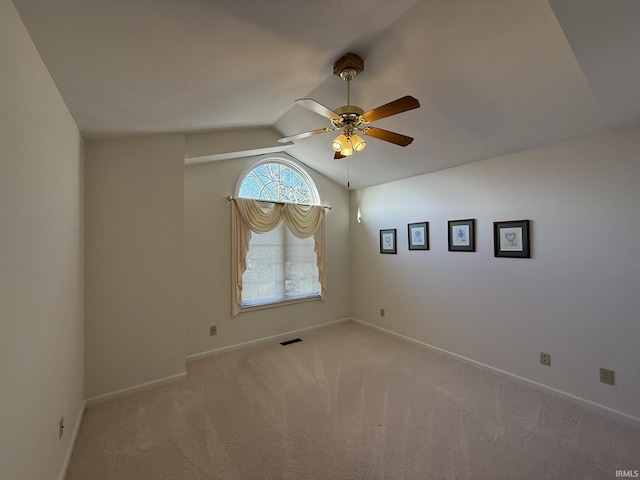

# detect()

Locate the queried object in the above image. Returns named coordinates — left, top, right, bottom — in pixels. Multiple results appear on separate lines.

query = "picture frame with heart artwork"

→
left=493, top=220, right=531, bottom=258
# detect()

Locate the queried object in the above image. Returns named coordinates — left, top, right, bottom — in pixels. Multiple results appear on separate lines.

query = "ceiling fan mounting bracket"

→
left=333, top=53, right=364, bottom=79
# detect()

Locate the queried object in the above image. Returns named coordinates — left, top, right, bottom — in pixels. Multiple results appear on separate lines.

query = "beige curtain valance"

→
left=233, top=197, right=324, bottom=237
left=231, top=197, right=326, bottom=316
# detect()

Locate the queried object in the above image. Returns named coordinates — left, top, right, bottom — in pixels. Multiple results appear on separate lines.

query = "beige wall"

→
left=185, top=155, right=351, bottom=356
left=0, top=1, right=85, bottom=478
left=350, top=127, right=640, bottom=421
left=85, top=134, right=186, bottom=399
left=83, top=144, right=349, bottom=398
left=4, top=3, right=640, bottom=478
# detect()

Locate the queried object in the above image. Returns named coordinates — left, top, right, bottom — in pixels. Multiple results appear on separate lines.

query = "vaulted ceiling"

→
left=13, top=0, right=640, bottom=189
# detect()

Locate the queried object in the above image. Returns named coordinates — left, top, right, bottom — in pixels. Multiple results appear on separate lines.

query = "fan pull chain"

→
left=347, top=158, right=350, bottom=188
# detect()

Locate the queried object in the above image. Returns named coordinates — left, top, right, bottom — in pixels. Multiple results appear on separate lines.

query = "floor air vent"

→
left=280, top=338, right=302, bottom=346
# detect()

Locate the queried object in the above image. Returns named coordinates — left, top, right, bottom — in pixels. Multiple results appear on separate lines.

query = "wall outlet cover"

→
left=600, top=368, right=615, bottom=385
left=540, top=352, right=551, bottom=366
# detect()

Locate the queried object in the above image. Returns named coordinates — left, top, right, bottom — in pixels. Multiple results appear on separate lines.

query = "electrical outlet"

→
left=59, top=417, right=64, bottom=439
left=540, top=352, right=551, bottom=367
left=380, top=308, right=385, bottom=317
left=600, top=368, right=615, bottom=385
left=209, top=325, right=217, bottom=336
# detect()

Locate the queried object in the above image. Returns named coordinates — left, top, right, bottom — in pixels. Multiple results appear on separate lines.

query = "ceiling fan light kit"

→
left=278, top=52, right=420, bottom=159
left=331, top=133, right=348, bottom=152
left=351, top=134, right=366, bottom=152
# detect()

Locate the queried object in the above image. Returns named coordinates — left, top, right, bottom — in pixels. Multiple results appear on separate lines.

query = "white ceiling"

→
left=13, top=0, right=640, bottom=189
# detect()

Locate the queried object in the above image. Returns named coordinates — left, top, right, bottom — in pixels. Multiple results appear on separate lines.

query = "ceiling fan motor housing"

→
left=333, top=105, right=366, bottom=129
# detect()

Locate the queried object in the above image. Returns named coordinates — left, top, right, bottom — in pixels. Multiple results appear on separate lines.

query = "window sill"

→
left=240, top=295, right=322, bottom=313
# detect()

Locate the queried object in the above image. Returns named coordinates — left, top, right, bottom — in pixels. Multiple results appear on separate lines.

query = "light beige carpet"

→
left=66, top=321, right=640, bottom=479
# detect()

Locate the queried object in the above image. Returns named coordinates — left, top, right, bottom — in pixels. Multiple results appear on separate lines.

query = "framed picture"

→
left=494, top=220, right=531, bottom=258
left=380, top=229, right=397, bottom=254
left=408, top=222, right=429, bottom=250
left=448, top=219, right=475, bottom=252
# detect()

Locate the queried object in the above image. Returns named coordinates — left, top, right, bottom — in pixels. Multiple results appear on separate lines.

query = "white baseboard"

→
left=186, top=318, right=350, bottom=362
left=351, top=318, right=640, bottom=429
left=84, top=319, right=350, bottom=407
left=85, top=371, right=188, bottom=407
left=57, top=399, right=86, bottom=480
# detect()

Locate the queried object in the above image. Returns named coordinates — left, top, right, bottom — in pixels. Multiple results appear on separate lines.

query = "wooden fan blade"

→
left=295, top=98, right=341, bottom=121
left=278, top=128, right=332, bottom=143
left=363, top=127, right=414, bottom=147
left=334, top=152, right=346, bottom=160
left=362, top=96, right=420, bottom=123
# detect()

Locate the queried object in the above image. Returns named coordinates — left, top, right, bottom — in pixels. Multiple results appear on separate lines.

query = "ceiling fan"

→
left=278, top=53, right=420, bottom=159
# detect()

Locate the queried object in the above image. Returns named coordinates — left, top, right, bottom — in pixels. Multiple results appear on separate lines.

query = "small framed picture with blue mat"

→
left=380, top=229, right=397, bottom=254
left=448, top=219, right=475, bottom=252
left=408, top=222, right=429, bottom=250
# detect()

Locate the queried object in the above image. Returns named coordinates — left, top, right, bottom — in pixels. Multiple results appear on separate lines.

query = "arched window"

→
left=234, top=156, right=323, bottom=311
left=236, top=157, right=319, bottom=205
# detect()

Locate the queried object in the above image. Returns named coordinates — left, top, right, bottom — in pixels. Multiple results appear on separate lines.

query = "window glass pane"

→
left=242, top=224, right=320, bottom=307
left=242, top=227, right=282, bottom=305
left=284, top=228, right=320, bottom=298
left=238, top=162, right=314, bottom=204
